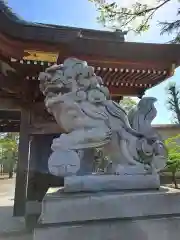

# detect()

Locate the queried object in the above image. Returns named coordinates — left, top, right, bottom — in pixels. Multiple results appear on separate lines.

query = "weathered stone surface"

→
left=39, top=187, right=180, bottom=224
left=34, top=187, right=180, bottom=240
left=64, top=174, right=160, bottom=192
left=39, top=58, right=167, bottom=179
left=34, top=217, right=180, bottom=240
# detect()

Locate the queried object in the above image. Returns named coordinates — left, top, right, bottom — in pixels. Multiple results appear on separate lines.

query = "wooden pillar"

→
left=26, top=135, right=53, bottom=203
left=26, top=134, right=64, bottom=203
left=25, top=134, right=64, bottom=229
left=13, top=108, right=30, bottom=216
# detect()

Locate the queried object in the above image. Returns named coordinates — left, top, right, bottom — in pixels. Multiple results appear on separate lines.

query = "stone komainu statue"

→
left=39, top=58, right=167, bottom=177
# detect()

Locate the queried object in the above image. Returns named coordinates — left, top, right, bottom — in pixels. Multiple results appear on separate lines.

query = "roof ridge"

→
left=0, top=0, right=126, bottom=34
left=0, top=0, right=24, bottom=21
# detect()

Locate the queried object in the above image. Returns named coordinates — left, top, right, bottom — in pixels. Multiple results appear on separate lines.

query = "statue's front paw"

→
left=48, top=150, right=80, bottom=177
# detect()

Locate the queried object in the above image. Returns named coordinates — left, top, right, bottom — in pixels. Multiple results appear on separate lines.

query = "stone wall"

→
left=154, top=124, right=180, bottom=141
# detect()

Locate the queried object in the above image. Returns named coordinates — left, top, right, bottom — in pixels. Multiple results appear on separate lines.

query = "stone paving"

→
left=0, top=176, right=60, bottom=240
left=0, top=177, right=32, bottom=240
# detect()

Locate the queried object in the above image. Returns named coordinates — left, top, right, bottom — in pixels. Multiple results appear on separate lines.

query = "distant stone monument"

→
left=34, top=58, right=180, bottom=240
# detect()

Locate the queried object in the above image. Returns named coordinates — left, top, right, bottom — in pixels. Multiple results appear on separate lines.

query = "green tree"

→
left=0, top=133, right=19, bottom=176
left=90, top=0, right=180, bottom=43
left=165, top=134, right=180, bottom=188
left=120, top=97, right=137, bottom=113
left=166, top=82, right=180, bottom=124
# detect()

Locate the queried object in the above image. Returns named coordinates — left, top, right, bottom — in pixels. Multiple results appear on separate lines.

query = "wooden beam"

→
left=0, top=97, right=20, bottom=110
left=0, top=110, right=21, bottom=120
left=0, top=73, right=23, bottom=94
left=0, top=73, right=39, bottom=102
left=28, top=122, right=62, bottom=135
left=68, top=39, right=180, bottom=66
left=0, top=124, right=20, bottom=132
left=109, top=86, right=144, bottom=96
left=58, top=54, right=168, bottom=71
left=0, top=32, right=67, bottom=60
left=13, top=108, right=30, bottom=217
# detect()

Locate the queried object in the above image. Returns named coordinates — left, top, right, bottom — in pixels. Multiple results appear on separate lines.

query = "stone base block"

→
left=64, top=174, right=160, bottom=192
left=34, top=187, right=180, bottom=240
left=34, top=217, right=180, bottom=240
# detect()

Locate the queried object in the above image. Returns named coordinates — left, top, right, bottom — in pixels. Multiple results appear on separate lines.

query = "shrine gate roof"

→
left=1, top=1, right=180, bottom=100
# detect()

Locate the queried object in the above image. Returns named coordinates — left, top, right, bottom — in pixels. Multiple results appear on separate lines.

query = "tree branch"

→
left=160, top=20, right=180, bottom=35
left=91, top=0, right=179, bottom=42
left=97, top=0, right=171, bottom=16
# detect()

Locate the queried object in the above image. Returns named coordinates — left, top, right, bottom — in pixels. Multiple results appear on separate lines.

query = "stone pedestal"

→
left=64, top=174, right=160, bottom=192
left=34, top=187, right=180, bottom=240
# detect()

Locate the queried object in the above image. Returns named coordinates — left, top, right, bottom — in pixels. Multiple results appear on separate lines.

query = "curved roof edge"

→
left=0, top=1, right=125, bottom=43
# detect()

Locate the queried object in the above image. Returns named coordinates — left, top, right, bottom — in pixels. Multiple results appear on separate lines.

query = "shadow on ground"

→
left=0, top=206, right=32, bottom=239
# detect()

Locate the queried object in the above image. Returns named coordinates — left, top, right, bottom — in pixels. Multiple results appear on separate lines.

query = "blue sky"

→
left=6, top=0, right=180, bottom=124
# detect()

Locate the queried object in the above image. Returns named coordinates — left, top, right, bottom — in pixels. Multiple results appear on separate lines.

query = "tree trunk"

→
left=172, top=172, right=178, bottom=189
